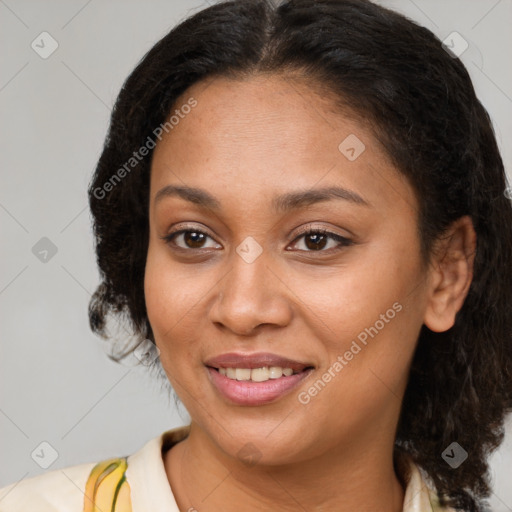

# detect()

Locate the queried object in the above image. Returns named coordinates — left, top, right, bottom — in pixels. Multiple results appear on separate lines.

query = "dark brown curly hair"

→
left=87, top=0, right=512, bottom=509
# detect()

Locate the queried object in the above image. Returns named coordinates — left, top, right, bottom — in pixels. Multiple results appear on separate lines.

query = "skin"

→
left=144, top=74, right=476, bottom=512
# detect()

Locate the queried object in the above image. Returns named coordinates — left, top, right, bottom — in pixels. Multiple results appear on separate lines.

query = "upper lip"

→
left=204, top=352, right=314, bottom=371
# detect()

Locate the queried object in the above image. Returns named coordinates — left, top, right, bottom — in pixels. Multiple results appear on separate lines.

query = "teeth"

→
left=251, top=367, right=269, bottom=382
left=269, top=366, right=283, bottom=379
left=217, top=366, right=298, bottom=382
left=235, top=368, right=251, bottom=381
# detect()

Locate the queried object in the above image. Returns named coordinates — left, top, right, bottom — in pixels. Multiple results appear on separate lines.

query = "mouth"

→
left=204, top=352, right=315, bottom=405
left=208, top=365, right=313, bottom=382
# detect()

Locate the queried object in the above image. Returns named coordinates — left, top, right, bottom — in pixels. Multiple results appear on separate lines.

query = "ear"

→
left=423, top=215, right=477, bottom=333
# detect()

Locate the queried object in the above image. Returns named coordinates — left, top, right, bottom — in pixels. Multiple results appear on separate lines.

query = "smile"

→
left=216, top=366, right=298, bottom=382
left=206, top=366, right=314, bottom=406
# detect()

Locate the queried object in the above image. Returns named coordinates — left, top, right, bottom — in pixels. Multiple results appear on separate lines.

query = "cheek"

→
left=145, top=236, right=205, bottom=324
left=144, top=246, right=200, bottom=359
left=144, top=255, right=209, bottom=407
left=303, top=246, right=424, bottom=406
left=292, top=247, right=416, bottom=347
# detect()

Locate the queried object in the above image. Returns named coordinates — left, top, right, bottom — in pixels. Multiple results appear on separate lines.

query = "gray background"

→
left=1, top=0, right=511, bottom=509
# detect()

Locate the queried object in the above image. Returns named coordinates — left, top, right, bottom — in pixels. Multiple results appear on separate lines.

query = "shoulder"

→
left=0, top=426, right=190, bottom=512
left=0, top=460, right=97, bottom=512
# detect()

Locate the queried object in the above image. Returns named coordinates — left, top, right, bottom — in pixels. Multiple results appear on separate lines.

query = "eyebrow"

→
left=154, top=184, right=371, bottom=212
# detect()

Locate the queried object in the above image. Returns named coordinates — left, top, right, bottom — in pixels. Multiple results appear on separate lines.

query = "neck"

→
left=164, top=423, right=405, bottom=512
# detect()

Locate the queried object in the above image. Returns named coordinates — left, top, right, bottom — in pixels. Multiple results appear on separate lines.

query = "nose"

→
left=208, top=248, right=293, bottom=336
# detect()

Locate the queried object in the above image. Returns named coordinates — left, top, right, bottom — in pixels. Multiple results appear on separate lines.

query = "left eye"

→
left=290, top=228, right=352, bottom=252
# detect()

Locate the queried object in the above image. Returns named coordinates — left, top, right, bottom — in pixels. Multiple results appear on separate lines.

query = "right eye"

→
left=160, top=228, right=221, bottom=250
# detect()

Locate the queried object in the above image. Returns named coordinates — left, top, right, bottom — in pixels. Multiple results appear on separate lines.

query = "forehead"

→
left=149, top=74, right=417, bottom=217
left=153, top=74, right=366, bottom=165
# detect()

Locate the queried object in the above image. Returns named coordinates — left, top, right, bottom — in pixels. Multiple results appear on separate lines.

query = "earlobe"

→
left=423, top=215, right=477, bottom=333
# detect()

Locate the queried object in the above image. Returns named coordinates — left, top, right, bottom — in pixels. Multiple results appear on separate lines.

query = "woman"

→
left=1, top=0, right=511, bottom=511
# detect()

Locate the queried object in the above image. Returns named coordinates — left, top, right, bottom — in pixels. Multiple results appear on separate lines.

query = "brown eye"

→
left=303, top=232, right=329, bottom=251
left=181, top=231, right=207, bottom=249
left=161, top=229, right=220, bottom=250
left=291, top=228, right=353, bottom=253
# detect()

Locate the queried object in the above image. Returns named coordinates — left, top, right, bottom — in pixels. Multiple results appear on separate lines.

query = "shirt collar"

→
left=126, top=425, right=452, bottom=512
left=396, top=450, right=453, bottom=512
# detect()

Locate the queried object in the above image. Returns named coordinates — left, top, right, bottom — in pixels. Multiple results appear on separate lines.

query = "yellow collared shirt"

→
left=0, top=425, right=454, bottom=511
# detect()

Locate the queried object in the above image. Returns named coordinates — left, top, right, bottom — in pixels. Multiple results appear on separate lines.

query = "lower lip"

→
left=206, top=367, right=313, bottom=406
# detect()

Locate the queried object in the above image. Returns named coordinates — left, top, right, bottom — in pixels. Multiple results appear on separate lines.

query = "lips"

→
left=204, top=352, right=314, bottom=372
left=204, top=352, right=315, bottom=405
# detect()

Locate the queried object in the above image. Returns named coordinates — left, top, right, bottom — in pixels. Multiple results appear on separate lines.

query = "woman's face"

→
left=145, top=74, right=431, bottom=465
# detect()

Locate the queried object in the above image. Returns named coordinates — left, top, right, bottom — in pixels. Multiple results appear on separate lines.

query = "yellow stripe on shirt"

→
left=83, top=457, right=132, bottom=512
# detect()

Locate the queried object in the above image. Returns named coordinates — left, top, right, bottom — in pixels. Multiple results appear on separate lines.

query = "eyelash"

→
left=160, top=226, right=353, bottom=254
